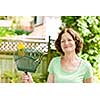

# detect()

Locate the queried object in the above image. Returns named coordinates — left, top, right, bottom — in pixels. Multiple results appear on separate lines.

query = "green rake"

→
left=14, top=49, right=43, bottom=74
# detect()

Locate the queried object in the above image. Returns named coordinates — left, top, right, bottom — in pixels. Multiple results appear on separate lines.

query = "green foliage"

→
left=0, top=27, right=31, bottom=37
left=33, top=53, right=49, bottom=82
left=0, top=27, right=15, bottom=37
left=32, top=73, right=47, bottom=83
left=0, top=16, right=7, bottom=20
left=0, top=70, right=22, bottom=83
left=32, top=50, right=60, bottom=83
left=15, top=29, right=31, bottom=35
left=61, top=16, right=100, bottom=81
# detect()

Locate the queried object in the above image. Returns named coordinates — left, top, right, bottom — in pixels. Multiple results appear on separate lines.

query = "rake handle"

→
left=25, top=72, right=28, bottom=75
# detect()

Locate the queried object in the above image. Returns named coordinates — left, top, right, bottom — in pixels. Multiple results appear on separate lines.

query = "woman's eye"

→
left=61, top=40, right=64, bottom=42
left=68, top=39, right=72, bottom=41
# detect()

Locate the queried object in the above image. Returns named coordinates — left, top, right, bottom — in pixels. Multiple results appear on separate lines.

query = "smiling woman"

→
left=47, top=27, right=93, bottom=83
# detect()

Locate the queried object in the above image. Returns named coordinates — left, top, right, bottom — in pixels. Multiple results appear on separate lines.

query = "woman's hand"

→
left=22, top=72, right=34, bottom=83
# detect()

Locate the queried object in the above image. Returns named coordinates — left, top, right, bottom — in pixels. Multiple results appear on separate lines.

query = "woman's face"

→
left=61, top=32, right=76, bottom=54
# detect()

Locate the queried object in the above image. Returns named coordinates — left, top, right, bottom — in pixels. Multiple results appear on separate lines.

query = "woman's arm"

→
left=83, top=77, right=93, bottom=83
left=47, top=74, right=54, bottom=83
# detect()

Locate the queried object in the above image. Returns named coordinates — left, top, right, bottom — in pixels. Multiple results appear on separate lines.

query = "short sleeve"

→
left=48, top=58, right=55, bottom=74
left=83, top=62, right=93, bottom=80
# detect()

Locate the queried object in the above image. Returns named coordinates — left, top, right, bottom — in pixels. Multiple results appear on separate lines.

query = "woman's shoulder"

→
left=80, top=58, right=92, bottom=67
left=51, top=56, right=61, bottom=62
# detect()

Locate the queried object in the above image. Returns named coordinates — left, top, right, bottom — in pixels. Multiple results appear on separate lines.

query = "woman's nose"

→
left=65, top=41, right=68, bottom=45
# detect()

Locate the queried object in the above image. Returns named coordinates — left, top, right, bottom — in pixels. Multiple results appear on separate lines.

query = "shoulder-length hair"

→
left=55, top=28, right=83, bottom=55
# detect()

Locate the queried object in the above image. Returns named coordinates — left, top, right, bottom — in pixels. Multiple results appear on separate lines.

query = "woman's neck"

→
left=62, top=52, right=78, bottom=62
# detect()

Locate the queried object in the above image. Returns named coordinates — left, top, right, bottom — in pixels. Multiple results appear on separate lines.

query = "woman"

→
left=47, top=28, right=93, bottom=83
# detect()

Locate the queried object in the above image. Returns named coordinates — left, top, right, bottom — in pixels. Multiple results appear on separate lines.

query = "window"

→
left=34, top=16, right=44, bottom=26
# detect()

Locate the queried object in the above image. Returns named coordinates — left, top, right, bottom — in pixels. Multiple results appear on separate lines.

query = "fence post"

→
left=47, top=36, right=51, bottom=65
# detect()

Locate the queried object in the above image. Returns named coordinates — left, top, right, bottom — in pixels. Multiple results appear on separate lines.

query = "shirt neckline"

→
left=59, top=56, right=83, bottom=74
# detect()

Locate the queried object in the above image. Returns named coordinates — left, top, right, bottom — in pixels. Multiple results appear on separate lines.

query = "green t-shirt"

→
left=48, top=57, right=93, bottom=83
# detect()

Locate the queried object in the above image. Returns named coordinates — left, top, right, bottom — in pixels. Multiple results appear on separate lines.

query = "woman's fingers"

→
left=22, top=72, right=33, bottom=83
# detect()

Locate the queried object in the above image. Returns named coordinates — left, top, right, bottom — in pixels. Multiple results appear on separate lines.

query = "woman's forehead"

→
left=61, top=32, right=73, bottom=39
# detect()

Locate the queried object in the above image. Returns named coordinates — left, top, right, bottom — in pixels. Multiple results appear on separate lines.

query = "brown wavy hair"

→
left=55, top=28, right=83, bottom=55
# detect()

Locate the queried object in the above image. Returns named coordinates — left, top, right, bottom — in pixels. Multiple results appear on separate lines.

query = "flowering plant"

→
left=17, top=42, right=25, bottom=56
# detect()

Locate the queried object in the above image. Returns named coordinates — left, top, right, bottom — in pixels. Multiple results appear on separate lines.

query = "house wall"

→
left=30, top=16, right=62, bottom=41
